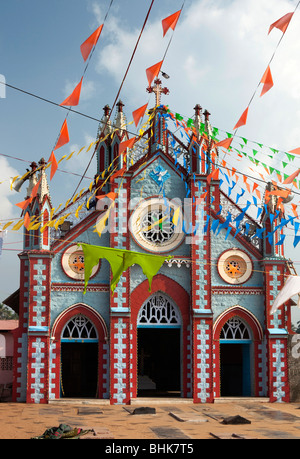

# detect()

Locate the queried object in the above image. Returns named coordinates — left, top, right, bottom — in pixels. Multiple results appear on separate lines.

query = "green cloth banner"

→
left=78, top=243, right=172, bottom=294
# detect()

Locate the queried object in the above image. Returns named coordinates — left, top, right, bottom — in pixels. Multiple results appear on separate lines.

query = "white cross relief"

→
left=147, top=78, right=169, bottom=106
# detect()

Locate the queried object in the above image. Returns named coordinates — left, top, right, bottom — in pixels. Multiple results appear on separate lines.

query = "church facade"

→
left=11, top=80, right=293, bottom=404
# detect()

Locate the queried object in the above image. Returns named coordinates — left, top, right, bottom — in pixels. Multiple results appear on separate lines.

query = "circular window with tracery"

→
left=61, top=244, right=100, bottom=280
left=130, top=198, right=184, bottom=253
left=141, top=208, right=175, bottom=244
left=217, top=249, right=252, bottom=285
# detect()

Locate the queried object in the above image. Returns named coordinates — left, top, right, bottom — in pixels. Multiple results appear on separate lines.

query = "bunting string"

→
left=220, top=2, right=300, bottom=165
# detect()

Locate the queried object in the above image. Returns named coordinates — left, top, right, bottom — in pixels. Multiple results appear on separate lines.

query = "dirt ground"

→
left=1, top=398, right=300, bottom=440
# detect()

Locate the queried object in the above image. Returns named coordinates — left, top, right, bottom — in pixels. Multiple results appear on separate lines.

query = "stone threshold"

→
left=49, top=396, right=271, bottom=405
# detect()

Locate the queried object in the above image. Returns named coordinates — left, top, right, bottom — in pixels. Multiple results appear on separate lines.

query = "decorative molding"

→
left=212, top=286, right=263, bottom=295
left=51, top=283, right=109, bottom=292
left=165, top=258, right=191, bottom=268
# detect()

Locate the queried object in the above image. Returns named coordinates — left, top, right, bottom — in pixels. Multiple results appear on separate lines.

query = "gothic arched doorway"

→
left=137, top=293, right=182, bottom=397
left=51, top=304, right=109, bottom=400
left=61, top=314, right=99, bottom=398
left=213, top=307, right=263, bottom=398
left=219, top=317, right=252, bottom=396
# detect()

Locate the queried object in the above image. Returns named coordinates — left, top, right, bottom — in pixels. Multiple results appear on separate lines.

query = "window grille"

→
left=220, top=317, right=250, bottom=340
left=141, top=209, right=175, bottom=244
left=62, top=314, right=98, bottom=340
left=0, top=356, right=13, bottom=371
left=138, top=294, right=181, bottom=326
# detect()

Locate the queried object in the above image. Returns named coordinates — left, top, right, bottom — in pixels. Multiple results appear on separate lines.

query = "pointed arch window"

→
left=137, top=294, right=181, bottom=328
left=220, top=317, right=251, bottom=342
left=61, top=314, right=98, bottom=342
left=43, top=209, right=49, bottom=247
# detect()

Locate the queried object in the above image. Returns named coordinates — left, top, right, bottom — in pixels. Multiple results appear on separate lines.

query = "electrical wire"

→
left=69, top=0, right=156, bottom=200
left=220, top=0, right=300, bottom=165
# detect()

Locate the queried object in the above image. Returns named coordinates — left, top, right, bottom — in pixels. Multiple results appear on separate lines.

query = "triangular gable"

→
left=134, top=152, right=187, bottom=183
left=128, top=142, right=188, bottom=181
left=51, top=209, right=102, bottom=254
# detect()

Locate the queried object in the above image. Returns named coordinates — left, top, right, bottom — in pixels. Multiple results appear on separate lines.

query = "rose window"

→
left=141, top=209, right=175, bottom=244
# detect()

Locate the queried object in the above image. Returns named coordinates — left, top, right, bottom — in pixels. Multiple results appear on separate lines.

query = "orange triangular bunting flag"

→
left=80, top=24, right=103, bottom=61
left=215, top=137, right=233, bottom=150
left=48, top=151, right=58, bottom=180
left=268, top=12, right=293, bottom=34
left=162, top=10, right=181, bottom=36
left=292, top=203, right=299, bottom=217
left=119, top=137, right=136, bottom=156
left=132, top=104, right=148, bottom=127
left=289, top=148, right=300, bottom=155
left=260, top=66, right=274, bottom=96
left=146, top=61, right=163, bottom=87
left=207, top=168, right=219, bottom=184
left=31, top=177, right=42, bottom=198
left=283, top=168, right=300, bottom=184
left=96, top=192, right=118, bottom=201
left=60, top=78, right=83, bottom=106
left=54, top=119, right=69, bottom=150
left=233, top=107, right=249, bottom=130
left=16, top=197, right=32, bottom=210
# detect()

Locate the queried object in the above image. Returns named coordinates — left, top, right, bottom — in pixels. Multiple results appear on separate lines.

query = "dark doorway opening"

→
left=61, top=342, right=98, bottom=398
left=138, top=328, right=180, bottom=397
left=220, top=343, right=251, bottom=396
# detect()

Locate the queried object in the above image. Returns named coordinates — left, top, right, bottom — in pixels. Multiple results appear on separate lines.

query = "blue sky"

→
left=1, top=0, right=300, bottom=322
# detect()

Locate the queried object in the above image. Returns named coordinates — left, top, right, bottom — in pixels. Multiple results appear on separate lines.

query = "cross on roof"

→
left=147, top=78, right=169, bottom=106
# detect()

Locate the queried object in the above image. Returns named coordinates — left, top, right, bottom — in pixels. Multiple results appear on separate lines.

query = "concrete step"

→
left=49, top=398, right=110, bottom=406
left=214, top=397, right=270, bottom=404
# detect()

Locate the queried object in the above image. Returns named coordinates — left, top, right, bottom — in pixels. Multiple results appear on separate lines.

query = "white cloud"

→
left=92, top=0, right=300, bottom=153
left=0, top=156, right=20, bottom=220
left=87, top=0, right=103, bottom=26
left=64, top=133, right=97, bottom=179
left=62, top=79, right=96, bottom=103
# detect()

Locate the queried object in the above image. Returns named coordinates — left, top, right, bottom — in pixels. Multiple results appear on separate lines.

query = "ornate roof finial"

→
left=203, top=109, right=213, bottom=140
left=114, top=99, right=127, bottom=134
left=37, top=157, right=50, bottom=203
left=193, top=104, right=202, bottom=139
left=98, top=104, right=113, bottom=138
left=146, top=78, right=169, bottom=106
left=26, top=161, right=38, bottom=198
